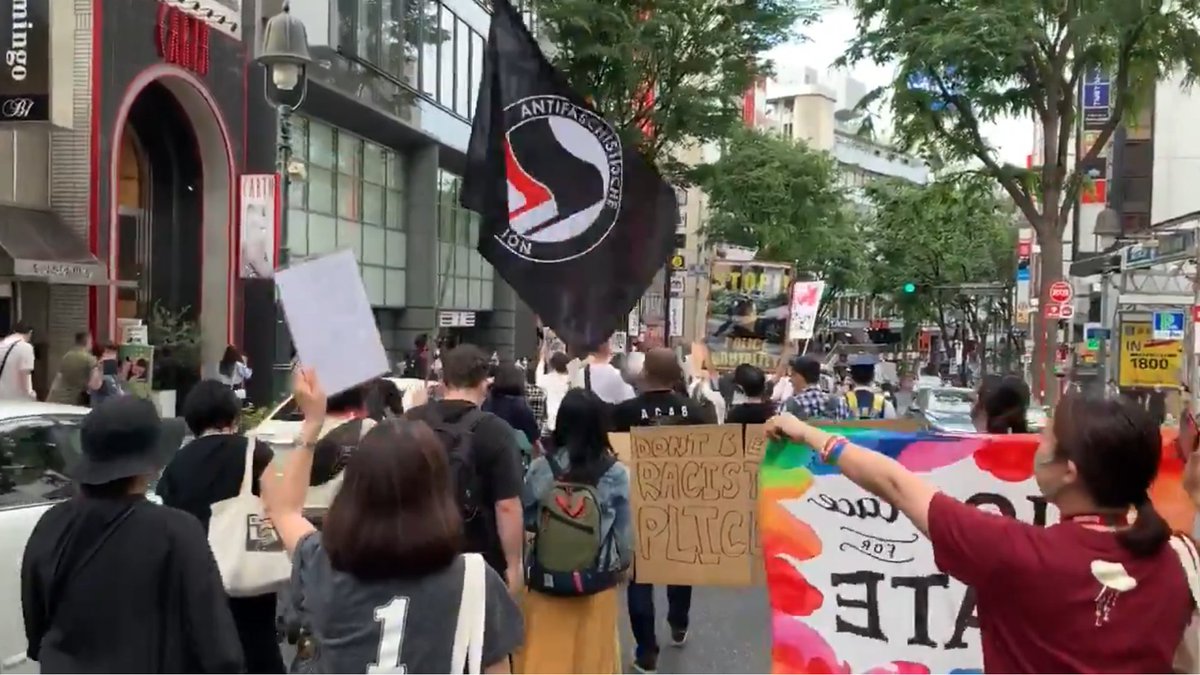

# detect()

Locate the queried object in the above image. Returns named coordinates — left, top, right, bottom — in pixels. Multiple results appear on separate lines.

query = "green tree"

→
left=537, top=0, right=818, bottom=166
left=864, top=176, right=1016, bottom=374
left=840, top=0, right=1200, bottom=400
left=694, top=126, right=865, bottom=320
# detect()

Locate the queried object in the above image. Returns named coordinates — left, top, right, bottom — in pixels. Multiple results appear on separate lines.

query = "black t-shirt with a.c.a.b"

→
left=611, top=389, right=712, bottom=431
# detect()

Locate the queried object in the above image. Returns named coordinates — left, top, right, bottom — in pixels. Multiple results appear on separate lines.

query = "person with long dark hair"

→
left=765, top=394, right=1194, bottom=672
left=516, top=388, right=631, bottom=673
left=483, top=361, right=541, bottom=454
left=216, top=345, right=252, bottom=402
left=364, top=377, right=404, bottom=421
left=262, top=369, right=523, bottom=673
left=972, top=374, right=1029, bottom=434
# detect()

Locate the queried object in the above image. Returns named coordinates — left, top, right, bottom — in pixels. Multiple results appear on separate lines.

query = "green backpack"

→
left=528, top=453, right=620, bottom=596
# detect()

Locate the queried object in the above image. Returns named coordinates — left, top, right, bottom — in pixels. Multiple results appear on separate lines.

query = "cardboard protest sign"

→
left=760, top=429, right=1196, bottom=673
left=628, top=424, right=759, bottom=586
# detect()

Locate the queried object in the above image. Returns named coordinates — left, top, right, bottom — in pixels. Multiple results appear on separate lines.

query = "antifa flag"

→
left=460, top=0, right=678, bottom=351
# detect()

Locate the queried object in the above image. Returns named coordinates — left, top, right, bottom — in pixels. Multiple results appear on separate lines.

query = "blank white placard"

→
left=275, top=249, right=390, bottom=396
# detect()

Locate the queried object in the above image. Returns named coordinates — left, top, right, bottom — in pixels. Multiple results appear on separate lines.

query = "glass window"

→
left=308, top=168, right=335, bottom=214
left=338, top=219, right=362, bottom=258
left=385, top=268, right=406, bottom=306
left=385, top=189, right=404, bottom=230
left=380, top=0, right=402, bottom=79
left=364, top=143, right=385, bottom=184
left=0, top=421, right=79, bottom=507
left=355, top=223, right=384, bottom=265
left=287, top=210, right=308, bottom=256
left=454, top=279, right=469, bottom=309
left=387, top=152, right=404, bottom=188
left=308, top=213, right=338, bottom=254
left=294, top=121, right=406, bottom=308
left=309, top=122, right=335, bottom=168
left=363, top=183, right=385, bottom=225
left=337, top=173, right=359, bottom=219
left=292, top=117, right=308, bottom=159
left=362, top=224, right=386, bottom=265
left=338, top=134, right=361, bottom=176
left=455, top=19, right=471, bottom=116
left=439, top=7, right=456, bottom=106
left=420, top=0, right=439, bottom=97
left=288, top=179, right=305, bottom=208
left=454, top=246, right=469, bottom=276
left=482, top=279, right=494, bottom=310
left=386, top=230, right=407, bottom=267
left=470, top=32, right=483, bottom=113
left=359, top=0, right=382, bottom=63
left=362, top=265, right=386, bottom=306
left=470, top=279, right=483, bottom=309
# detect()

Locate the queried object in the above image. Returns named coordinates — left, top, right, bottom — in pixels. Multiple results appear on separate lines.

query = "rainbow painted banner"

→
left=759, top=429, right=1193, bottom=674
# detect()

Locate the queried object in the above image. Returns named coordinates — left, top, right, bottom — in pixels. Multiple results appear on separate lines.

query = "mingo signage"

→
left=0, top=0, right=49, bottom=123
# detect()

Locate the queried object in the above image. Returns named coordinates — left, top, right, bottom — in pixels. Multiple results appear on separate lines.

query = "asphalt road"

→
left=616, top=584, right=772, bottom=674
left=281, top=584, right=771, bottom=674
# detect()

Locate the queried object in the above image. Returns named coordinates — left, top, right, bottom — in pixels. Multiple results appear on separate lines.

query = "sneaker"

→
left=631, top=653, right=658, bottom=673
left=670, top=626, right=688, bottom=647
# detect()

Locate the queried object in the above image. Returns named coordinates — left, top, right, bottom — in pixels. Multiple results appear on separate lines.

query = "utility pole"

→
left=1189, top=227, right=1200, bottom=411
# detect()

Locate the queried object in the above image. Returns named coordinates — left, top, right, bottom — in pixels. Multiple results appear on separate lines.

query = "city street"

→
left=617, top=585, right=771, bottom=673
left=280, top=585, right=772, bottom=673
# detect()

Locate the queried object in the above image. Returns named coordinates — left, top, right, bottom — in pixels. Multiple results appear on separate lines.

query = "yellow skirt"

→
left=513, top=585, right=622, bottom=674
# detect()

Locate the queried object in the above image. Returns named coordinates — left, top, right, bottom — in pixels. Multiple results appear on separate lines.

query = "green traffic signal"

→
left=902, top=282, right=917, bottom=294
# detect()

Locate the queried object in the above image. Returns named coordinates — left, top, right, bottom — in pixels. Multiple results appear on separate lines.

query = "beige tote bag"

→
left=208, top=437, right=291, bottom=597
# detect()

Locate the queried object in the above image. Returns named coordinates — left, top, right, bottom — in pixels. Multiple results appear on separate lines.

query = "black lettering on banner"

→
left=891, top=574, right=950, bottom=647
left=964, top=492, right=1016, bottom=518
left=838, top=526, right=918, bottom=564
left=808, top=492, right=900, bottom=523
left=945, top=588, right=980, bottom=649
left=831, top=571, right=888, bottom=642
left=1026, top=495, right=1050, bottom=527
left=966, top=492, right=1052, bottom=527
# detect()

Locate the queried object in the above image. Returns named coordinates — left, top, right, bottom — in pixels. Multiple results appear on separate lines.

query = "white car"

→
left=250, top=377, right=429, bottom=450
left=0, top=401, right=104, bottom=673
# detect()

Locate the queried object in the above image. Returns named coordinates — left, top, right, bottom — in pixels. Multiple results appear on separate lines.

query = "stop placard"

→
left=1049, top=281, right=1073, bottom=304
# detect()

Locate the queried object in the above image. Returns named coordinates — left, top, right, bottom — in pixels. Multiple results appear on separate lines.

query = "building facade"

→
left=0, top=0, right=531, bottom=403
left=245, top=0, right=535, bottom=400
left=0, top=0, right=255, bottom=396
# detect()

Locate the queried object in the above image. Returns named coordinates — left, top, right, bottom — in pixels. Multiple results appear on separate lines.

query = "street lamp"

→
left=256, top=1, right=311, bottom=401
left=257, top=2, right=312, bottom=99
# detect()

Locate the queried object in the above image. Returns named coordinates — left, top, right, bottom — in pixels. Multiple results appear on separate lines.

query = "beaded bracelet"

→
left=819, top=435, right=849, bottom=465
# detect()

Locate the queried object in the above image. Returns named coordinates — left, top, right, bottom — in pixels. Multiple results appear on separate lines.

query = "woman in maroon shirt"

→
left=766, top=394, right=1194, bottom=673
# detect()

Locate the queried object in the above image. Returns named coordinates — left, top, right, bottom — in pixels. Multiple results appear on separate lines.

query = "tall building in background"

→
left=749, top=70, right=928, bottom=350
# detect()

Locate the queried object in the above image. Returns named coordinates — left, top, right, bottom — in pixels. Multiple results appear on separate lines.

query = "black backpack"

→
left=425, top=407, right=487, bottom=523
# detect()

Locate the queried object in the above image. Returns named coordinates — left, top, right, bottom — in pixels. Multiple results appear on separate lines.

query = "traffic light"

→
left=902, top=282, right=917, bottom=294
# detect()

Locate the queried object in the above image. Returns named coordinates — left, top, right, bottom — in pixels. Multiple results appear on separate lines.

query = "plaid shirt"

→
left=783, top=385, right=851, bottom=421
left=526, top=383, right=548, bottom=435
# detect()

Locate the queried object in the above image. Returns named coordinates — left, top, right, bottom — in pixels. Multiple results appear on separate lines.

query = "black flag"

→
left=460, top=0, right=677, bottom=351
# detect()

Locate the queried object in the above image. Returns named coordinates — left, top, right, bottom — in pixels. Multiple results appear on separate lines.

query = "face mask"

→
left=1034, top=453, right=1067, bottom=501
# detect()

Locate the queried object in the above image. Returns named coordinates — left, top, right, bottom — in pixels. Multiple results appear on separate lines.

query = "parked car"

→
left=907, top=386, right=976, bottom=433
left=250, top=377, right=429, bottom=450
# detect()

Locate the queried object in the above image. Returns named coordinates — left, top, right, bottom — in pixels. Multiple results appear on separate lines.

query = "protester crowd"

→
left=14, top=328, right=1200, bottom=674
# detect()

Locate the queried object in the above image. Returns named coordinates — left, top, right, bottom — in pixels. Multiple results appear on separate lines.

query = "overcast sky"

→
left=765, top=5, right=1034, bottom=168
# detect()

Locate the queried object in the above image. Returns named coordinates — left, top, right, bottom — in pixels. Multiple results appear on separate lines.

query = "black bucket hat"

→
left=70, top=396, right=186, bottom=486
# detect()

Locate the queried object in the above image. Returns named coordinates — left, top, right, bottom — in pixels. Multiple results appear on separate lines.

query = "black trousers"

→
left=627, top=582, right=692, bottom=658
left=230, top=594, right=286, bottom=673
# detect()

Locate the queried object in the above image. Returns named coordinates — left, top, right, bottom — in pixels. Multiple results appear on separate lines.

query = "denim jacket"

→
left=523, top=449, right=634, bottom=571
